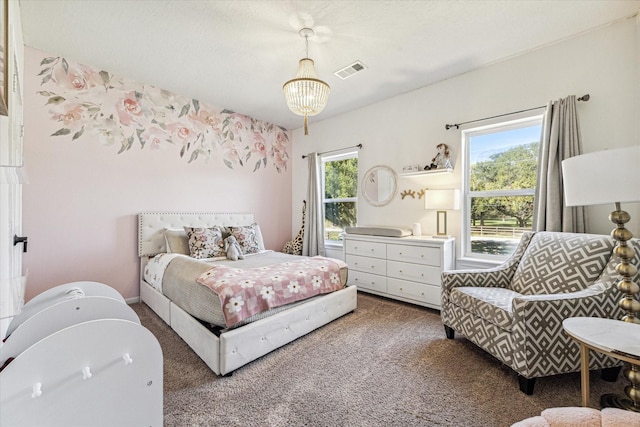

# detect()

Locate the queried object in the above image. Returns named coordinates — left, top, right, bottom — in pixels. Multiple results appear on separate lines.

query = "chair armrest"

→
left=441, top=231, right=535, bottom=293
left=441, top=264, right=517, bottom=292
left=510, top=285, right=623, bottom=378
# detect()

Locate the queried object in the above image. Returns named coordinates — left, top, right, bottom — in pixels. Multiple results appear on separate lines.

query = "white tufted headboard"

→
left=138, top=212, right=256, bottom=257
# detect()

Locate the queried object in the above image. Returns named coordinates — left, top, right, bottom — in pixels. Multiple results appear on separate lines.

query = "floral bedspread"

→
left=196, top=256, right=347, bottom=327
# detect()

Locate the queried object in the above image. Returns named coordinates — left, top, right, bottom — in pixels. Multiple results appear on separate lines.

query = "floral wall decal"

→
left=36, top=56, right=290, bottom=173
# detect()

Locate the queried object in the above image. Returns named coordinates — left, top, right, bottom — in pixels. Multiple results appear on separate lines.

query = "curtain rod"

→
left=445, top=94, right=590, bottom=130
left=302, top=143, right=363, bottom=159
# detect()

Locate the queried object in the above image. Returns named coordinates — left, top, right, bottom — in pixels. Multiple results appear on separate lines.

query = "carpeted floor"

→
left=132, top=292, right=626, bottom=427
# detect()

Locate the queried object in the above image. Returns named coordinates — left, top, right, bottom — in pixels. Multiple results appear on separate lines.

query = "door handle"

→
left=13, top=235, right=28, bottom=253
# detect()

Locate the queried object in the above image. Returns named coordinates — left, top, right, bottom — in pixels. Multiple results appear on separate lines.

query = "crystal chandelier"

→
left=283, top=28, right=330, bottom=135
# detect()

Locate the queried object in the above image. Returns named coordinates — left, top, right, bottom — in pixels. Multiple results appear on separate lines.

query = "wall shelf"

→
left=399, top=168, right=453, bottom=177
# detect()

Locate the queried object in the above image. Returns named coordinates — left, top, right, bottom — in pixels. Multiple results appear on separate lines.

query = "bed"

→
left=138, top=212, right=357, bottom=375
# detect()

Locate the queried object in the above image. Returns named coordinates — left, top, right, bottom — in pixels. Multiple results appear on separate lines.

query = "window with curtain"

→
left=462, top=116, right=542, bottom=260
left=321, top=151, right=358, bottom=245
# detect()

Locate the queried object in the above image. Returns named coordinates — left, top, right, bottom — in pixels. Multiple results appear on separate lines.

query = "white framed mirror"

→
left=362, top=165, right=398, bottom=207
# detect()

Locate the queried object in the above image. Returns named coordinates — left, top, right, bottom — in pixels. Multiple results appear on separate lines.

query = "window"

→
left=321, top=151, right=358, bottom=244
left=462, top=116, right=542, bottom=259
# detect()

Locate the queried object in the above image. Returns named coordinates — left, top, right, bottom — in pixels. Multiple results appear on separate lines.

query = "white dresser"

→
left=344, top=234, right=455, bottom=309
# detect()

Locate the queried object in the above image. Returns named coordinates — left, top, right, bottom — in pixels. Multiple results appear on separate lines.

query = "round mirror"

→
left=362, top=165, right=398, bottom=206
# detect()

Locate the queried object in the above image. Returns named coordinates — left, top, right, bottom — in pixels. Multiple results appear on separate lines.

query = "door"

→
left=0, top=1, right=25, bottom=338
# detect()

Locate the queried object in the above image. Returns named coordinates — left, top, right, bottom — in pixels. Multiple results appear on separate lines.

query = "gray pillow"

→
left=164, top=228, right=190, bottom=255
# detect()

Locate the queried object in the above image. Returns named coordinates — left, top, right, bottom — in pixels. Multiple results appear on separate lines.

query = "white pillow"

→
left=254, top=223, right=266, bottom=251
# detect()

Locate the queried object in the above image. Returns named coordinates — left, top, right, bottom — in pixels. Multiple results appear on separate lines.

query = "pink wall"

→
left=22, top=47, right=292, bottom=300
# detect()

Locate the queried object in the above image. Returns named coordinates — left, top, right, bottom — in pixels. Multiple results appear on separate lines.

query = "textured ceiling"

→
left=19, top=0, right=640, bottom=130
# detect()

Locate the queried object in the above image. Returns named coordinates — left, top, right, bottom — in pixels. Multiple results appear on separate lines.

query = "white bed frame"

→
left=138, top=212, right=357, bottom=375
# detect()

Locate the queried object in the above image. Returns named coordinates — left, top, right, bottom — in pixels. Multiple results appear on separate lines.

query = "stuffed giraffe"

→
left=282, top=200, right=306, bottom=255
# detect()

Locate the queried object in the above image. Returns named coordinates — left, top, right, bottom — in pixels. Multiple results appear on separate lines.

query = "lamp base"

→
left=601, top=393, right=640, bottom=413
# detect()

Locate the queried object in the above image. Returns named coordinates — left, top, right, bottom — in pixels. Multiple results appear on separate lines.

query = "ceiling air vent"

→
left=334, top=60, right=367, bottom=80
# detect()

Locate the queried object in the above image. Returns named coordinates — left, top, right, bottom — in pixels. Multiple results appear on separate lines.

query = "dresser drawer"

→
left=348, top=270, right=387, bottom=293
left=387, top=260, right=441, bottom=285
left=345, top=240, right=387, bottom=259
left=387, top=278, right=441, bottom=307
left=346, top=254, right=387, bottom=275
left=387, top=244, right=440, bottom=266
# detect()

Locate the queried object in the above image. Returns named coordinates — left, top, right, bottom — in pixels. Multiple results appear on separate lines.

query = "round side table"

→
left=563, top=317, right=640, bottom=412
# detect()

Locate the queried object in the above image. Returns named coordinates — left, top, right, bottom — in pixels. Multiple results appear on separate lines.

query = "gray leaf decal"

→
left=40, top=57, right=58, bottom=65
left=46, top=96, right=66, bottom=105
left=51, top=128, right=71, bottom=136
left=72, top=126, right=85, bottom=141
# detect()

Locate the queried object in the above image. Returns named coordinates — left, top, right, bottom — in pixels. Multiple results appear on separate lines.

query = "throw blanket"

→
left=196, top=256, right=347, bottom=327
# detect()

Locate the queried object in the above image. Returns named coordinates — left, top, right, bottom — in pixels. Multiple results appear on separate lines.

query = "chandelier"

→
left=283, top=28, right=330, bottom=135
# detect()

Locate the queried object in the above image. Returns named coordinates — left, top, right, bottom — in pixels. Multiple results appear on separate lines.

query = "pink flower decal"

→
left=38, top=55, right=291, bottom=172
left=117, top=91, right=144, bottom=126
left=140, top=125, right=168, bottom=150
left=50, top=104, right=85, bottom=127
left=189, top=109, right=222, bottom=133
left=54, top=63, right=101, bottom=92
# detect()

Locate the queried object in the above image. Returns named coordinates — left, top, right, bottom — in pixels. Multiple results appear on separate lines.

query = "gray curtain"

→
left=302, top=153, right=325, bottom=257
left=533, top=95, right=587, bottom=232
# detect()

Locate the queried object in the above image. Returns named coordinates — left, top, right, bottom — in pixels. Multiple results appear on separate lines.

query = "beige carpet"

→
left=132, top=293, right=625, bottom=427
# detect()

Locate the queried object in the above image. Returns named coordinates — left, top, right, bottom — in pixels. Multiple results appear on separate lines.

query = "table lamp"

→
left=562, top=145, right=640, bottom=412
left=424, top=189, right=460, bottom=238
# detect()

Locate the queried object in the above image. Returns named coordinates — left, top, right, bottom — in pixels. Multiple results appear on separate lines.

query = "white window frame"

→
left=320, top=150, right=358, bottom=247
left=461, top=115, right=543, bottom=261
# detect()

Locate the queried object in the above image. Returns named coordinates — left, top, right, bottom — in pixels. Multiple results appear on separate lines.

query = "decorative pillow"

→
left=226, top=223, right=261, bottom=255
left=164, top=228, right=190, bottom=255
left=510, top=232, right=613, bottom=295
left=184, top=226, right=226, bottom=259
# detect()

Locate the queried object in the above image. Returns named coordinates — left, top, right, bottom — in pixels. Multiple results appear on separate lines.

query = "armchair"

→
left=441, top=231, right=638, bottom=394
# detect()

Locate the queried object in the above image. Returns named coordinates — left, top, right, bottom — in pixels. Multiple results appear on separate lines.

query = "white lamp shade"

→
left=425, top=189, right=460, bottom=210
left=562, top=145, right=640, bottom=206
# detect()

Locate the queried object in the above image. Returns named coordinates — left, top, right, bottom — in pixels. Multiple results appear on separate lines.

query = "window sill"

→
left=456, top=257, right=504, bottom=270
left=325, top=242, right=344, bottom=249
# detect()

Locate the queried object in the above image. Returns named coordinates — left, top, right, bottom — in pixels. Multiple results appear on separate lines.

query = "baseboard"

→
left=126, top=296, right=141, bottom=304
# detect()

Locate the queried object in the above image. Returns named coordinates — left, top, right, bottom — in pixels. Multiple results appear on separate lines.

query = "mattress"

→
left=147, top=251, right=348, bottom=329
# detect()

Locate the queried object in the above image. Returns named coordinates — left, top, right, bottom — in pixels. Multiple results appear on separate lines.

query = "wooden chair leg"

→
left=518, top=375, right=536, bottom=395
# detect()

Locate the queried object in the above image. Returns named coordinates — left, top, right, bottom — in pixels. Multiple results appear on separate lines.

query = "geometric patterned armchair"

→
left=441, top=231, right=639, bottom=395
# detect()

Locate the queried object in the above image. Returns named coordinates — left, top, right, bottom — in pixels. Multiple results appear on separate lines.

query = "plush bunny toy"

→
left=224, top=235, right=244, bottom=261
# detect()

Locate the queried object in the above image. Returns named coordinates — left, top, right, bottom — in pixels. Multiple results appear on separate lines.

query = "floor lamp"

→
left=562, top=145, right=640, bottom=411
